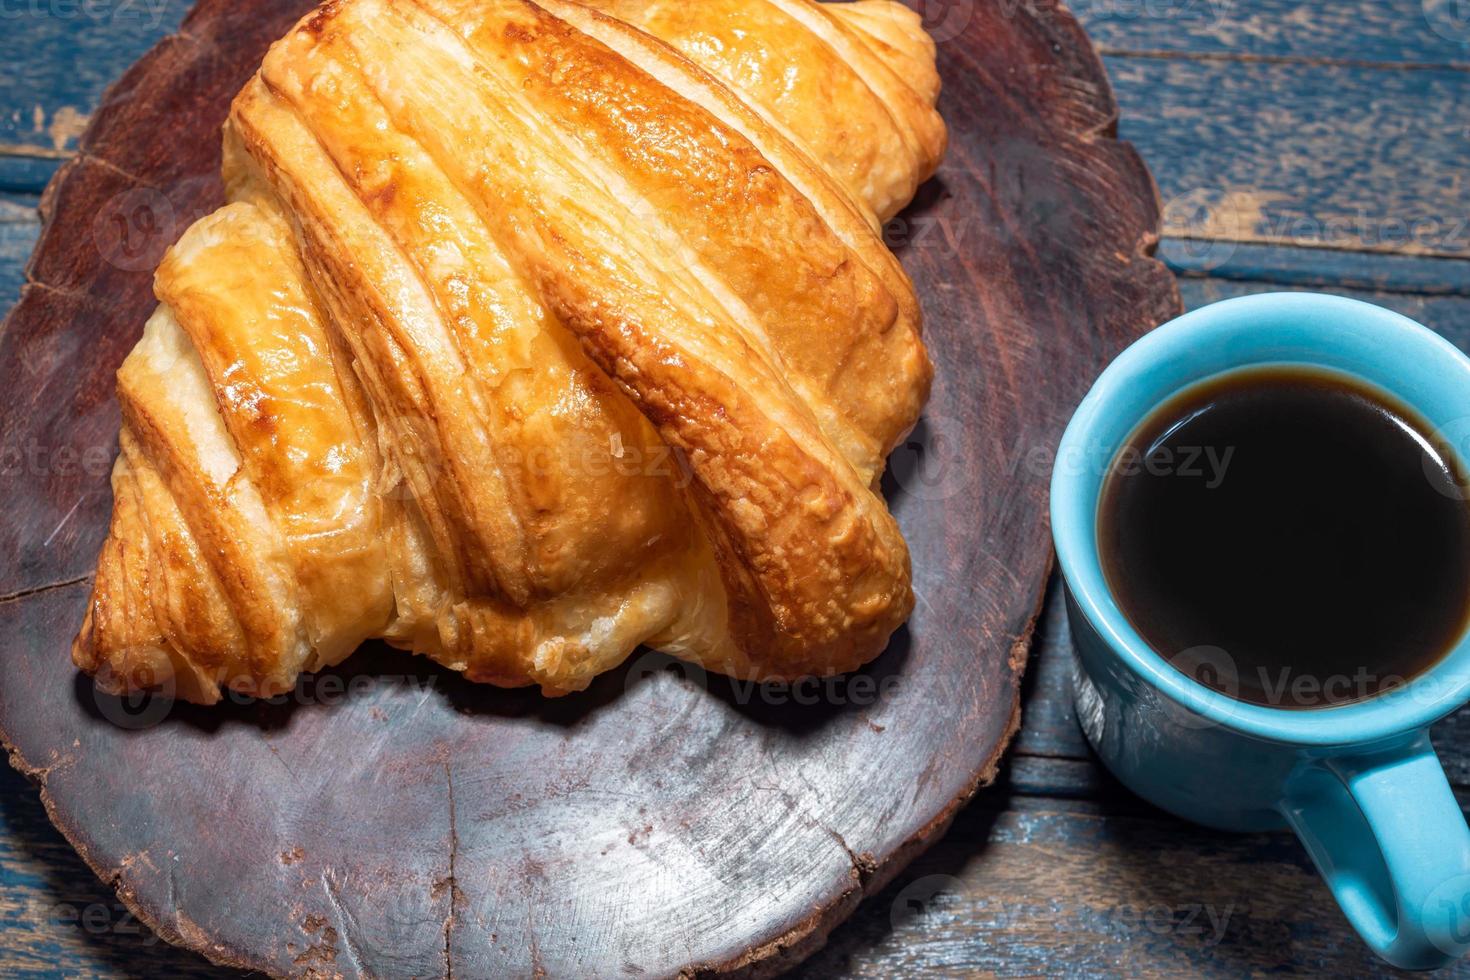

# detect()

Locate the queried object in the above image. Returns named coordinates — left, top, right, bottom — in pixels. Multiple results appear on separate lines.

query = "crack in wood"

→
left=824, top=825, right=877, bottom=887
left=443, top=760, right=457, bottom=980
left=15, top=278, right=112, bottom=309
left=0, top=573, right=90, bottom=606
left=322, top=870, right=368, bottom=977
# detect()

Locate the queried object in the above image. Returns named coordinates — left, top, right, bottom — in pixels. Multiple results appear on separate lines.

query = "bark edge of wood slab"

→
left=0, top=0, right=1182, bottom=976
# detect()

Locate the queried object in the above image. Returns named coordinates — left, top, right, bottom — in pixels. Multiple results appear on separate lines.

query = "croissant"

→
left=72, top=0, right=946, bottom=704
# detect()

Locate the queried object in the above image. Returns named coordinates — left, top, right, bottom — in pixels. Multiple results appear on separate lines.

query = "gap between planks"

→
left=1097, top=46, right=1470, bottom=72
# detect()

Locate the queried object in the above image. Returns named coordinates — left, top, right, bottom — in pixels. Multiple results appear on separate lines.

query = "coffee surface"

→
left=1099, top=366, right=1470, bottom=708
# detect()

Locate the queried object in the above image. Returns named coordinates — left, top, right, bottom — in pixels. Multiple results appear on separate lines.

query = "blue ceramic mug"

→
left=1051, top=293, right=1470, bottom=969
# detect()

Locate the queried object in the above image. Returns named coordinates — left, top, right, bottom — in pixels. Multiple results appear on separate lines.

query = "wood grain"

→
left=14, top=274, right=1470, bottom=980
left=0, top=157, right=63, bottom=195
left=0, top=0, right=188, bottom=158
left=795, top=798, right=1439, bottom=978
left=1178, top=278, right=1470, bottom=336
left=800, top=560, right=1470, bottom=979
left=1108, top=54, right=1470, bottom=258
left=0, top=199, right=38, bottom=316
left=0, top=0, right=1180, bottom=976
left=1073, top=0, right=1470, bottom=65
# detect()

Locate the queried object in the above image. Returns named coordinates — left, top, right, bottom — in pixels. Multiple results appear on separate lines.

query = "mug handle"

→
left=1279, top=733, right=1470, bottom=970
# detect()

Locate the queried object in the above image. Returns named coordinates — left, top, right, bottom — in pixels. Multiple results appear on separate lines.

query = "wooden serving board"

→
left=0, top=0, right=1180, bottom=975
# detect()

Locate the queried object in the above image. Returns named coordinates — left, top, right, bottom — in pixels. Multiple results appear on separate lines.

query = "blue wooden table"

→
left=1, top=0, right=1468, bottom=974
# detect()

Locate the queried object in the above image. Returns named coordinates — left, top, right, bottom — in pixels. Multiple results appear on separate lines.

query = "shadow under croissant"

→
left=882, top=174, right=951, bottom=261
left=74, top=623, right=913, bottom=738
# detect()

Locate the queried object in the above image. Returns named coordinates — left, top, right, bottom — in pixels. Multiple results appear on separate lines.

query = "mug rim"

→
left=1051, top=291, right=1470, bottom=747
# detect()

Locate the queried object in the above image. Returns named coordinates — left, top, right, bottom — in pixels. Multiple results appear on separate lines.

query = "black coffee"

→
left=1098, top=366, right=1470, bottom=708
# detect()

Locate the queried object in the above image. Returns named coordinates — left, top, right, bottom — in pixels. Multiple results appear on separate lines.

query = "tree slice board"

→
left=0, top=0, right=1181, bottom=975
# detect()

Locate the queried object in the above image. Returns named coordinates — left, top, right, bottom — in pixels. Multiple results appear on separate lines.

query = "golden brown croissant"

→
left=72, top=0, right=945, bottom=703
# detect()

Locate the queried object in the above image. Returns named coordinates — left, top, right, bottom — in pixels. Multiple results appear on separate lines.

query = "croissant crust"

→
left=73, top=0, right=945, bottom=703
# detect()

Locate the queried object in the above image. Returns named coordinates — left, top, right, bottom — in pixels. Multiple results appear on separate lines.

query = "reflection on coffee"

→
left=1098, top=366, right=1470, bottom=708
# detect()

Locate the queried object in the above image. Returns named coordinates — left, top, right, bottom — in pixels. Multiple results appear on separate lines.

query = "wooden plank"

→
left=796, top=800, right=1459, bottom=978
left=1071, top=0, right=1470, bottom=66
left=1108, top=54, right=1470, bottom=258
left=1011, top=577, right=1091, bottom=761
left=1178, top=277, right=1470, bottom=342
left=0, top=156, right=62, bottom=196
left=0, top=196, right=39, bottom=312
left=0, top=194, right=40, bottom=220
left=0, top=0, right=185, bottom=160
left=1164, top=239, right=1470, bottom=295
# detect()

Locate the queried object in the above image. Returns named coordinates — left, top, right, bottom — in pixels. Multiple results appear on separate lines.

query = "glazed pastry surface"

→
left=73, top=0, right=945, bottom=703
